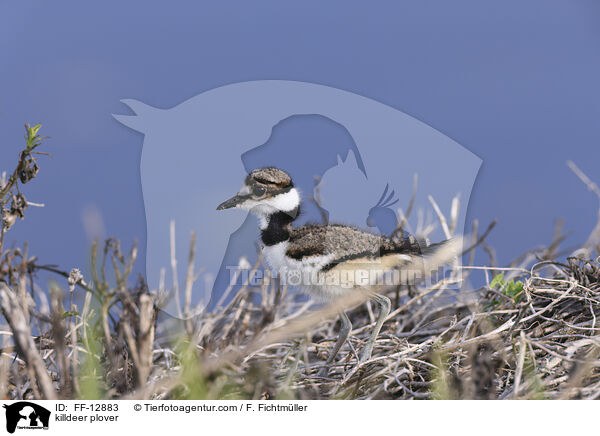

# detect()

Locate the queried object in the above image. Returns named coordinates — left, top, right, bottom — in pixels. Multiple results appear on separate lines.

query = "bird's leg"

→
left=318, top=311, right=352, bottom=377
left=359, top=293, right=391, bottom=363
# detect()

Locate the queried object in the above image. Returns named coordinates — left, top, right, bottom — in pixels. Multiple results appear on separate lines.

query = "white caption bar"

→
left=0, top=400, right=594, bottom=435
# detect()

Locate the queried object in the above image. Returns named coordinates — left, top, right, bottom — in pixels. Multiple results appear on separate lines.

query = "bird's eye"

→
left=253, top=186, right=266, bottom=196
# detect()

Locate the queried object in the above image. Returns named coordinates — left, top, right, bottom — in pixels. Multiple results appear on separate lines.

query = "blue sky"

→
left=1, top=1, right=599, bottom=286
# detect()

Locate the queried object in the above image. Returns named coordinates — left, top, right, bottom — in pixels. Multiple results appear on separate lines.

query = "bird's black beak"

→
left=216, top=194, right=247, bottom=210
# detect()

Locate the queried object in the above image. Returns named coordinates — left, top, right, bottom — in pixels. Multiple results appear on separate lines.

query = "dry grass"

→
left=3, top=233, right=598, bottom=400
left=0, top=125, right=599, bottom=400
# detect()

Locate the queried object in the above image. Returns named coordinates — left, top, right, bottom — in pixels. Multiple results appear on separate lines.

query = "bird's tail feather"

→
left=379, top=236, right=462, bottom=284
left=419, top=237, right=462, bottom=276
left=321, top=237, right=462, bottom=290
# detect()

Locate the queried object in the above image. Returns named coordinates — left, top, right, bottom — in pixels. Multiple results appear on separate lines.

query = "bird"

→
left=217, top=167, right=459, bottom=375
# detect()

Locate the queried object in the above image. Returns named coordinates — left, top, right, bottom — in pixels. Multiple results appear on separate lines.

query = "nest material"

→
left=0, top=235, right=599, bottom=400
left=146, top=255, right=600, bottom=400
left=193, top=259, right=600, bottom=399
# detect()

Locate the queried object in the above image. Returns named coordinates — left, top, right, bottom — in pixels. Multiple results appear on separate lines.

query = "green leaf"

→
left=490, top=273, right=505, bottom=289
left=30, top=124, right=41, bottom=137
left=504, top=280, right=524, bottom=302
left=24, top=123, right=46, bottom=150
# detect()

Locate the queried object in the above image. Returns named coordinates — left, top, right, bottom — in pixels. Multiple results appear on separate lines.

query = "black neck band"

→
left=261, top=206, right=299, bottom=246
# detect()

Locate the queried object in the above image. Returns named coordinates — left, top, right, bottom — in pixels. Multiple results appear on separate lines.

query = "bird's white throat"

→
left=247, top=188, right=301, bottom=229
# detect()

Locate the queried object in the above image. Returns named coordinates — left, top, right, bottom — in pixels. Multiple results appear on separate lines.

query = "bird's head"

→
left=217, top=167, right=300, bottom=219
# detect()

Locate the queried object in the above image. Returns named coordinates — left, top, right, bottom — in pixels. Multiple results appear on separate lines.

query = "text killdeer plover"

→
left=217, top=167, right=459, bottom=374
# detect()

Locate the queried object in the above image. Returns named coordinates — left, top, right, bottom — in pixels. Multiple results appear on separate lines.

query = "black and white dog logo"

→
left=3, top=402, right=50, bottom=433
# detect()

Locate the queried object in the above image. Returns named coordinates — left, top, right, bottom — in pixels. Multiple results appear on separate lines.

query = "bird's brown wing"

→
left=285, top=224, right=392, bottom=261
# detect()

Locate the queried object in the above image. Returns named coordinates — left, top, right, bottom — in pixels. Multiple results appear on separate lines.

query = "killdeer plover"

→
left=217, top=167, right=459, bottom=374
